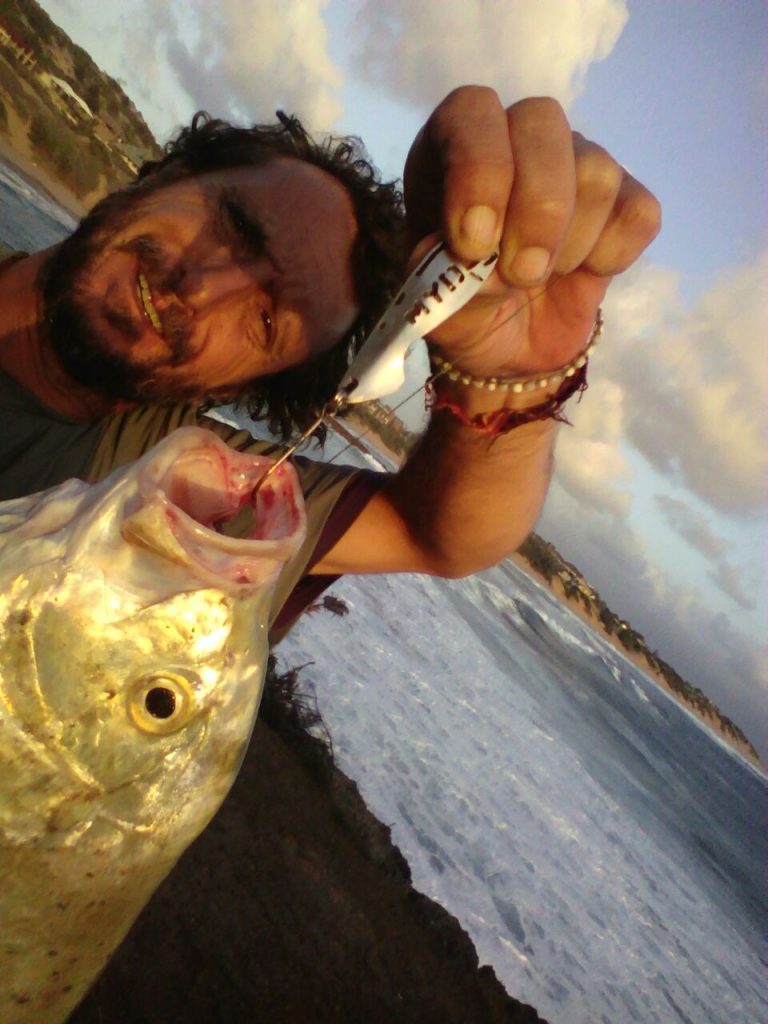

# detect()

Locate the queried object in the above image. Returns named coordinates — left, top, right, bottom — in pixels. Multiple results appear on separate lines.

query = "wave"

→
left=0, top=156, right=76, bottom=231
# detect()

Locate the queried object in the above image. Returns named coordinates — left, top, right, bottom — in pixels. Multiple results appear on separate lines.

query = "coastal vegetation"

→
left=517, top=533, right=760, bottom=762
left=340, top=399, right=422, bottom=461
left=0, top=0, right=160, bottom=204
left=327, top=399, right=760, bottom=765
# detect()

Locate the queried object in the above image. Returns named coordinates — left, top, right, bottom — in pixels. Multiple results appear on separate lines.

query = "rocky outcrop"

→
left=70, top=661, right=547, bottom=1024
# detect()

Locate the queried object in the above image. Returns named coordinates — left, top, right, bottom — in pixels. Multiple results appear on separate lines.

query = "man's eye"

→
left=260, top=309, right=273, bottom=339
left=225, top=201, right=249, bottom=237
left=245, top=308, right=273, bottom=351
left=222, top=199, right=267, bottom=257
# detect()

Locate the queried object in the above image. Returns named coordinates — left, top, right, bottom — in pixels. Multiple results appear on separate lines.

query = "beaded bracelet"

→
left=429, top=307, right=603, bottom=394
left=430, top=363, right=589, bottom=436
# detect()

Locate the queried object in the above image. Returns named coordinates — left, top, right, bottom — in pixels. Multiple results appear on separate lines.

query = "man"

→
left=0, top=87, right=660, bottom=640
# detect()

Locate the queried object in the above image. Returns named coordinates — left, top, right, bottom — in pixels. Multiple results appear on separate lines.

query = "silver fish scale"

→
left=0, top=427, right=305, bottom=1023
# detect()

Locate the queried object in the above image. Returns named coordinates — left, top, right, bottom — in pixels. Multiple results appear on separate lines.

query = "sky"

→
left=37, top=0, right=767, bottom=759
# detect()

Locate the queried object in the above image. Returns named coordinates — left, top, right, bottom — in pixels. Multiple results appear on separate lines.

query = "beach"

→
left=0, top=129, right=88, bottom=219
left=510, top=552, right=764, bottom=771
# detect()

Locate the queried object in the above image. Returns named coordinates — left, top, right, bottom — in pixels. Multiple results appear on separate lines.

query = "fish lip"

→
left=123, top=427, right=307, bottom=589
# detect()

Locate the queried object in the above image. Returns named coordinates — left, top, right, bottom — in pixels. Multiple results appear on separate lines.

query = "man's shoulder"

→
left=0, top=368, right=104, bottom=501
left=87, top=404, right=376, bottom=500
left=87, top=404, right=282, bottom=484
left=86, top=403, right=205, bottom=483
left=0, top=243, right=27, bottom=269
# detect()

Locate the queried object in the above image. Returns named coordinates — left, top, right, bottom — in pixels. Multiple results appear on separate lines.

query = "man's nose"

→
left=174, top=256, right=268, bottom=311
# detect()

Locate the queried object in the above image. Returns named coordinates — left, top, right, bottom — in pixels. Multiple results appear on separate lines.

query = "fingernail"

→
left=511, top=246, right=551, bottom=283
left=460, top=205, right=498, bottom=250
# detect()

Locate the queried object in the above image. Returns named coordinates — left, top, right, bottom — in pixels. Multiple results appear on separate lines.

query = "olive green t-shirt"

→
left=0, top=251, right=383, bottom=642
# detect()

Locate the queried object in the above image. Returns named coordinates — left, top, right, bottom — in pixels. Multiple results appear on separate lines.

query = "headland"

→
left=0, top=0, right=160, bottom=220
left=512, top=537, right=763, bottom=771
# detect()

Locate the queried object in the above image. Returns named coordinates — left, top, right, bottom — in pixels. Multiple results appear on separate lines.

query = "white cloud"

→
left=655, top=494, right=727, bottom=560
left=541, top=254, right=766, bottom=702
left=709, top=562, right=756, bottom=612
left=165, top=0, right=343, bottom=131
left=555, top=377, right=631, bottom=518
left=603, top=251, right=768, bottom=514
left=654, top=495, right=756, bottom=609
left=350, top=0, right=628, bottom=112
left=39, top=0, right=344, bottom=139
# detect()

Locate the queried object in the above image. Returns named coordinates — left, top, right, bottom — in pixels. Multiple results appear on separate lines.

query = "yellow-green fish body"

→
left=0, top=427, right=306, bottom=1022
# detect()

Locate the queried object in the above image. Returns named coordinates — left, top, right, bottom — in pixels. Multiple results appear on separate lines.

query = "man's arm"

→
left=313, top=89, right=661, bottom=578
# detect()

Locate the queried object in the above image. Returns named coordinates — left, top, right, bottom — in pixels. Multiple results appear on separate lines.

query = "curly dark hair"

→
left=134, top=111, right=408, bottom=439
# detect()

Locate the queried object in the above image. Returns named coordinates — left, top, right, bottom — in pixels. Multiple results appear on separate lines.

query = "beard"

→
left=42, top=186, right=205, bottom=405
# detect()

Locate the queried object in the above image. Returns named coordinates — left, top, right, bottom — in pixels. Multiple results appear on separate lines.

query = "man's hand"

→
left=315, top=88, right=661, bottom=580
left=403, top=88, right=661, bottom=378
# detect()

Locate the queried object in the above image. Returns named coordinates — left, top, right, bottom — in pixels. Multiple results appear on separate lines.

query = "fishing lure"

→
left=258, top=241, right=498, bottom=482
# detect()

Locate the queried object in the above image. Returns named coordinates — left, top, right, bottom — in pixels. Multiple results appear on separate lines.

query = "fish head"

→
left=0, top=427, right=306, bottom=853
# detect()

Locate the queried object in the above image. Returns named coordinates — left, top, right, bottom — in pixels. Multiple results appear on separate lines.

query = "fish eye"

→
left=127, top=672, right=198, bottom=735
left=145, top=686, right=177, bottom=719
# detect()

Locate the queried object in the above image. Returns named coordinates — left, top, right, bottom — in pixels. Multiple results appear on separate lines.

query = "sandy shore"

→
left=0, top=127, right=88, bottom=219
left=511, top=553, right=764, bottom=772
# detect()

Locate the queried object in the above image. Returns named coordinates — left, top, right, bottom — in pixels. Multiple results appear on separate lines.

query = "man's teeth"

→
left=137, top=273, right=163, bottom=335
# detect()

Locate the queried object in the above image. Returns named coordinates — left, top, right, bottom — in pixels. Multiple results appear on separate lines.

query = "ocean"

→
left=3, top=157, right=766, bottom=1024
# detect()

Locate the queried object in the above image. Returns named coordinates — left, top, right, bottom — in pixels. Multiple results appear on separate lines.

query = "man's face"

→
left=44, top=158, right=360, bottom=403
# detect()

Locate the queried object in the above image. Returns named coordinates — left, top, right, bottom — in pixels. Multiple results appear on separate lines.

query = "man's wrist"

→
left=430, top=371, right=566, bottom=414
left=427, top=307, right=602, bottom=399
left=429, top=364, right=588, bottom=436
left=425, top=306, right=602, bottom=434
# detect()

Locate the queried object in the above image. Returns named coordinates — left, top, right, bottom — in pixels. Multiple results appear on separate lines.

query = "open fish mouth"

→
left=121, top=427, right=306, bottom=589
left=0, top=424, right=306, bottom=1023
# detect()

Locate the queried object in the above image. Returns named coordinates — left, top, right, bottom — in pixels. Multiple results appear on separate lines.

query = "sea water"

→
left=3, top=158, right=765, bottom=1024
left=0, top=158, right=77, bottom=251
left=280, top=559, right=767, bottom=1024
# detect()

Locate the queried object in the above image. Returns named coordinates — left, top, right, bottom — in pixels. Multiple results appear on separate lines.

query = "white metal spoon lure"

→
left=334, top=240, right=498, bottom=406
left=253, top=241, right=497, bottom=491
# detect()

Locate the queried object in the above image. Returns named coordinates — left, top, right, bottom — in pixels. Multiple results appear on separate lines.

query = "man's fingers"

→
left=551, top=133, right=661, bottom=276
left=404, top=87, right=661, bottom=284
left=580, top=170, right=662, bottom=276
left=551, top=135, right=624, bottom=276
left=498, top=98, right=576, bottom=287
left=404, top=86, right=512, bottom=260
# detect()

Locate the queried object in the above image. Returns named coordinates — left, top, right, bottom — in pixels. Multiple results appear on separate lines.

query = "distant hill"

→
left=0, top=0, right=161, bottom=204
left=338, top=402, right=761, bottom=765
left=517, top=533, right=761, bottom=764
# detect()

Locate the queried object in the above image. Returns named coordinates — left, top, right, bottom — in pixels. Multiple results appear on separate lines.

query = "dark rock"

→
left=69, top=691, right=548, bottom=1024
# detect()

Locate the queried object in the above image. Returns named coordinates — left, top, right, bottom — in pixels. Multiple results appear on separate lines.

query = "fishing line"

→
left=320, top=276, right=560, bottom=469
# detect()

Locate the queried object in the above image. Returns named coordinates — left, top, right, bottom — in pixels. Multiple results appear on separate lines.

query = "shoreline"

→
left=0, top=132, right=87, bottom=219
left=511, top=552, right=765, bottom=773
left=2, top=130, right=759, bottom=776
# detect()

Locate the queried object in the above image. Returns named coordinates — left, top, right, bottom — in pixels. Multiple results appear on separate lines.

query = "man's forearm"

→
left=381, top=400, right=559, bottom=578
left=312, top=405, right=558, bottom=581
left=314, top=89, right=660, bottom=582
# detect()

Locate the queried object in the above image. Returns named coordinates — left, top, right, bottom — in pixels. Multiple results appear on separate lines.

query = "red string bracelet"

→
left=429, top=362, right=588, bottom=436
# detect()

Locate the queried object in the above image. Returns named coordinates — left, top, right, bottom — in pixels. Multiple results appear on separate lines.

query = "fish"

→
left=0, top=425, right=306, bottom=1023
